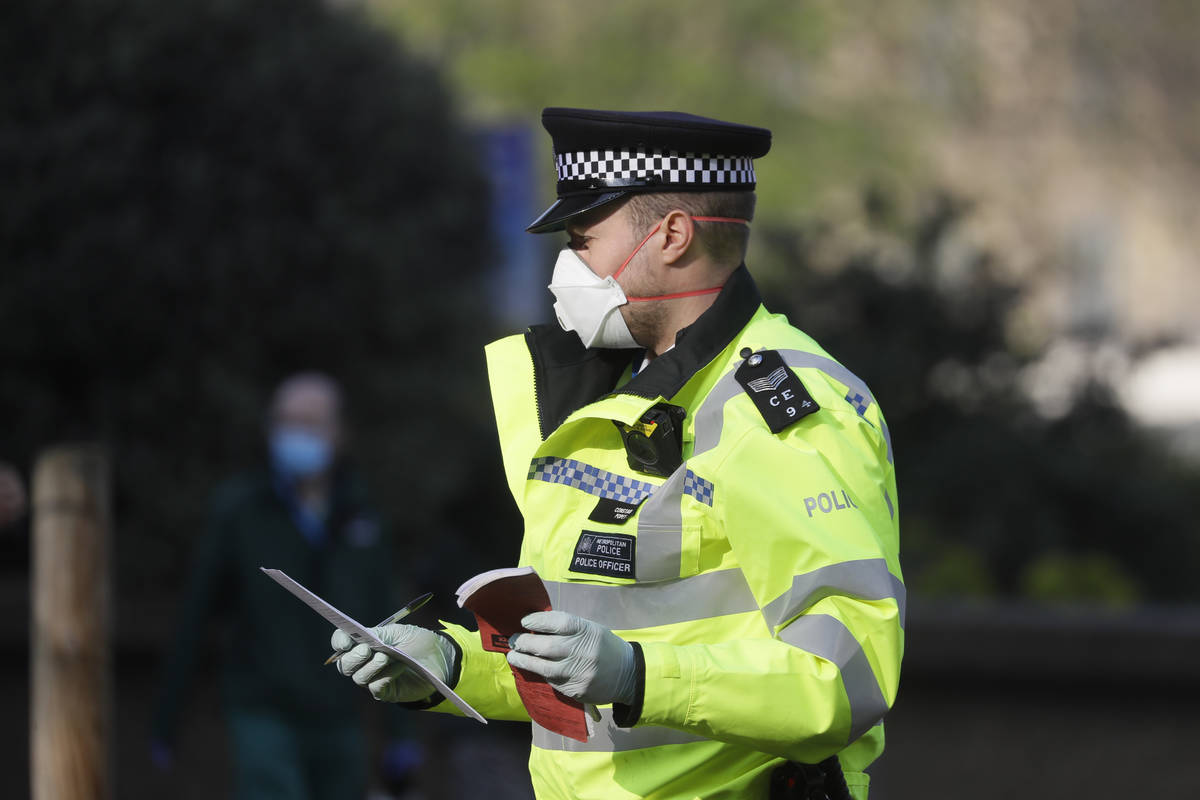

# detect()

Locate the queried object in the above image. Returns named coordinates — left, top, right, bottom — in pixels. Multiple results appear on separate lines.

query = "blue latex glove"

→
left=331, top=624, right=456, bottom=703
left=506, top=611, right=636, bottom=705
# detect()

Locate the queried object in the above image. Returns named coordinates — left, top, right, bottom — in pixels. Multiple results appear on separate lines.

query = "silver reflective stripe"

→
left=777, top=350, right=894, bottom=466
left=777, top=614, right=889, bottom=742
left=532, top=707, right=706, bottom=752
left=691, top=373, right=743, bottom=458
left=883, top=489, right=895, bottom=520
left=763, top=558, right=906, bottom=630
left=543, top=568, right=759, bottom=631
left=692, top=349, right=893, bottom=464
left=635, top=464, right=686, bottom=582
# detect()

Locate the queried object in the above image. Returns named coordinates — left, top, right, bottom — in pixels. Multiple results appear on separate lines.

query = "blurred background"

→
left=3, top=0, right=1198, bottom=797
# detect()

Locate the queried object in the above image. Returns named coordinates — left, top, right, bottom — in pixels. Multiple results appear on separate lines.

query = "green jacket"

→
left=154, top=468, right=404, bottom=740
left=434, top=267, right=903, bottom=800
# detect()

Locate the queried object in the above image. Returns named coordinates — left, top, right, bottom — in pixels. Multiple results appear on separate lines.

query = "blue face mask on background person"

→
left=270, top=427, right=333, bottom=479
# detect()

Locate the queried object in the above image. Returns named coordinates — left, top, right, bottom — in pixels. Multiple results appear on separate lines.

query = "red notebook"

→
left=456, top=567, right=589, bottom=742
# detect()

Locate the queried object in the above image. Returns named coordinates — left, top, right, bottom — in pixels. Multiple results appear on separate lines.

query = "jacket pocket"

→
left=634, top=521, right=701, bottom=583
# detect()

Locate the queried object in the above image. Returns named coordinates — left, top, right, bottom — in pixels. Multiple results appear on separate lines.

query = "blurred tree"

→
left=1019, top=551, right=1139, bottom=609
left=366, top=0, right=918, bottom=241
left=759, top=191, right=1200, bottom=603
left=368, top=0, right=1200, bottom=361
left=0, top=0, right=520, bottom=597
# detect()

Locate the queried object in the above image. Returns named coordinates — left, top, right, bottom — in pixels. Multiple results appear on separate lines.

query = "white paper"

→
left=261, top=567, right=486, bottom=724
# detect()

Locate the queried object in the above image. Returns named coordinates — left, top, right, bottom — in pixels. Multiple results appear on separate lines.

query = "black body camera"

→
left=614, top=403, right=686, bottom=478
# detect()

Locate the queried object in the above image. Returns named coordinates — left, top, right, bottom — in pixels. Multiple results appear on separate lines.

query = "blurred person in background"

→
left=328, top=109, right=904, bottom=800
left=153, top=372, right=421, bottom=799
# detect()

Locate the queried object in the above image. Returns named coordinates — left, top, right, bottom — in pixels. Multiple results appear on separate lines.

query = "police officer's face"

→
left=565, top=203, right=644, bottom=283
left=564, top=202, right=678, bottom=340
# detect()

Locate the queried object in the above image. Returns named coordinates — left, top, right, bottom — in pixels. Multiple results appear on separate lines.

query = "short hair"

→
left=270, top=371, right=343, bottom=422
left=624, top=191, right=756, bottom=268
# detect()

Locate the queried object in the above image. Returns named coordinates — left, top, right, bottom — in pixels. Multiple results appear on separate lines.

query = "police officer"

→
left=331, top=109, right=904, bottom=800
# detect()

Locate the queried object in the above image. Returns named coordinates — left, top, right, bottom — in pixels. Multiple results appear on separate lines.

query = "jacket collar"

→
left=617, top=264, right=762, bottom=400
left=525, top=265, right=762, bottom=437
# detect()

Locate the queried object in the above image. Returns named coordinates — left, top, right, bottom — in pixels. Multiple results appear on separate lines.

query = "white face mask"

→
left=547, top=247, right=640, bottom=349
left=547, top=214, right=749, bottom=350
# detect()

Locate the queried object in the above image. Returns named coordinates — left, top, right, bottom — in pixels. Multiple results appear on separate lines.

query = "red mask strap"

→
left=690, top=216, right=750, bottom=225
left=612, top=222, right=662, bottom=282
left=627, top=286, right=724, bottom=302
left=621, top=216, right=749, bottom=302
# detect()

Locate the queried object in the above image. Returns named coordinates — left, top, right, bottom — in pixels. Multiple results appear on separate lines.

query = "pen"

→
left=324, top=591, right=434, bottom=665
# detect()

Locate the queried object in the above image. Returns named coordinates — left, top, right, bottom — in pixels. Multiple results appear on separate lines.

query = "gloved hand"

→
left=331, top=624, right=457, bottom=703
left=506, top=611, right=636, bottom=705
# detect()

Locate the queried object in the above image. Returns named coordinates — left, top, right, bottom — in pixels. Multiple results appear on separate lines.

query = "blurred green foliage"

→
left=367, top=0, right=920, bottom=232
left=911, top=542, right=996, bottom=601
left=369, top=0, right=1200, bottom=322
left=1019, top=552, right=1139, bottom=609
left=0, top=0, right=519, bottom=591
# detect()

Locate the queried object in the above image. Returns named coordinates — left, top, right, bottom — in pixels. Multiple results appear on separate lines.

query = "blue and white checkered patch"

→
left=528, top=457, right=717, bottom=509
left=528, top=457, right=656, bottom=505
left=845, top=390, right=872, bottom=417
left=683, top=470, right=715, bottom=506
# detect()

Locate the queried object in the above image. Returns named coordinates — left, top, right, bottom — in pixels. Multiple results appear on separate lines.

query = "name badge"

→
left=587, top=496, right=645, bottom=525
left=569, top=531, right=636, bottom=579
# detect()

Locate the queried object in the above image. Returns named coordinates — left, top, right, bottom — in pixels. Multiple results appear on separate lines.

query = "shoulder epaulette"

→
left=733, top=349, right=820, bottom=434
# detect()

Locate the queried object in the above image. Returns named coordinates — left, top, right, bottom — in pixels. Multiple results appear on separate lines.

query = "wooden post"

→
left=31, top=445, right=112, bottom=800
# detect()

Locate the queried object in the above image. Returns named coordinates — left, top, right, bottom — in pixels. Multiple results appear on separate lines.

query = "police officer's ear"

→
left=657, top=209, right=696, bottom=266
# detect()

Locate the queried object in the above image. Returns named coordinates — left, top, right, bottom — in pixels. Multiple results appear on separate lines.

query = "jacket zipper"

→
left=526, top=329, right=549, bottom=441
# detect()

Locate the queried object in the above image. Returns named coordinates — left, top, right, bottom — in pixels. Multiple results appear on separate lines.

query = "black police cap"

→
left=526, top=108, right=772, bottom=234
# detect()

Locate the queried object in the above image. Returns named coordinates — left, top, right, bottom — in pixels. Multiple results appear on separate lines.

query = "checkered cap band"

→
left=555, top=149, right=755, bottom=189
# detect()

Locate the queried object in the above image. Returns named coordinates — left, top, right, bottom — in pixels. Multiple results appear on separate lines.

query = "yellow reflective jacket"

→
left=433, top=267, right=903, bottom=800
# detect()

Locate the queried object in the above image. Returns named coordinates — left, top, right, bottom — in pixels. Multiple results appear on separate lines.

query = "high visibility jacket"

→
left=434, top=267, right=903, bottom=800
